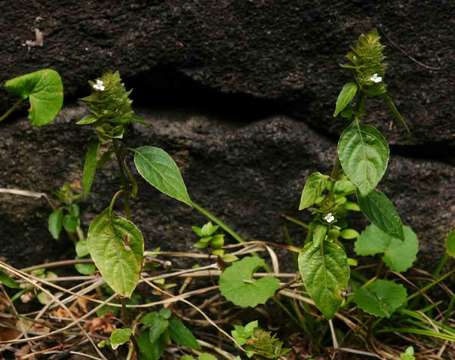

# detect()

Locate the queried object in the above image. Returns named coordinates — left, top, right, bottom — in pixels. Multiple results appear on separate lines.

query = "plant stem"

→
left=191, top=201, right=245, bottom=243
left=0, top=99, right=23, bottom=124
left=113, top=140, right=132, bottom=219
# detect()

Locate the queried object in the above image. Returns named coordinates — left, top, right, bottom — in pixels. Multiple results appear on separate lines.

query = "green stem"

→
left=433, top=253, right=449, bottom=278
left=191, top=201, right=245, bottom=244
left=407, top=268, right=455, bottom=301
left=282, top=215, right=309, bottom=230
left=383, top=93, right=411, bottom=134
left=0, top=99, right=23, bottom=124
left=113, top=140, right=132, bottom=219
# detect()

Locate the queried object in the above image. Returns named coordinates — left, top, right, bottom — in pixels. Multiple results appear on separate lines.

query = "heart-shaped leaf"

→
left=219, top=256, right=280, bottom=308
left=338, top=123, right=389, bottom=196
left=4, top=69, right=63, bottom=126
left=87, top=209, right=144, bottom=297
left=353, top=279, right=407, bottom=318
left=134, top=146, right=192, bottom=206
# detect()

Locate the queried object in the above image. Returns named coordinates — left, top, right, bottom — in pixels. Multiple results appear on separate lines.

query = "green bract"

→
left=338, top=123, right=389, bottom=196
left=4, top=69, right=63, bottom=126
left=87, top=210, right=144, bottom=297
left=134, top=146, right=192, bottom=206
left=355, top=224, right=418, bottom=272
left=353, top=279, right=407, bottom=318
left=219, top=256, right=280, bottom=308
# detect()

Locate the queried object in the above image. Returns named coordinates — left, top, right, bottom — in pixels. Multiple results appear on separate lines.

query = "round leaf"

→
left=353, top=279, right=407, bottom=318
left=338, top=123, right=389, bottom=196
left=219, top=256, right=280, bottom=308
left=87, top=210, right=144, bottom=297
left=4, top=69, right=63, bottom=126
left=134, top=146, right=192, bottom=206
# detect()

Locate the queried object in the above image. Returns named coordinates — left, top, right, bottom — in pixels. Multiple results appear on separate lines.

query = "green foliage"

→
left=4, top=69, right=63, bottom=126
left=400, top=347, right=416, bottom=360
left=446, top=230, right=455, bottom=258
left=82, top=142, right=100, bottom=198
left=333, top=82, right=358, bottom=117
left=299, top=172, right=329, bottom=210
left=357, top=190, right=404, bottom=240
left=87, top=209, right=144, bottom=297
left=231, top=321, right=290, bottom=359
left=48, top=208, right=64, bottom=240
left=110, top=328, right=132, bottom=350
left=169, top=317, right=200, bottom=350
left=353, top=279, right=407, bottom=318
left=298, top=227, right=350, bottom=318
left=192, top=221, right=226, bottom=257
left=355, top=224, right=418, bottom=272
left=338, top=122, right=389, bottom=196
left=219, top=256, right=280, bottom=308
left=0, top=270, right=20, bottom=289
left=134, top=146, right=192, bottom=206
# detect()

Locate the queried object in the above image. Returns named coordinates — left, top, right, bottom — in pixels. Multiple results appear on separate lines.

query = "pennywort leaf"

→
left=355, top=224, right=418, bottom=272
left=82, top=142, right=100, bottom=198
left=353, top=279, right=407, bottom=318
left=338, top=123, right=389, bottom=196
left=134, top=146, right=192, bottom=206
left=357, top=190, right=404, bottom=240
left=4, top=69, right=63, bottom=126
left=334, top=82, right=358, bottom=117
left=48, top=209, right=63, bottom=240
left=299, top=172, right=329, bottom=210
left=298, top=238, right=350, bottom=319
left=87, top=209, right=144, bottom=297
left=219, top=256, right=280, bottom=308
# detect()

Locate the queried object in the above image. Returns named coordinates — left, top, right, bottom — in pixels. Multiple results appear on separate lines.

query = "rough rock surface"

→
left=1, top=0, right=454, bottom=146
left=0, top=107, right=453, bottom=269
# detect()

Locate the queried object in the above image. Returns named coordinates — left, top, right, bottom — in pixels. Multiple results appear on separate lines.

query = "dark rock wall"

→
left=0, top=1, right=453, bottom=267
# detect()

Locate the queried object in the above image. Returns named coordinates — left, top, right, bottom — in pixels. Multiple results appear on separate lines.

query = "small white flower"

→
left=369, top=73, right=382, bottom=83
left=93, top=79, right=105, bottom=91
left=324, top=212, right=335, bottom=224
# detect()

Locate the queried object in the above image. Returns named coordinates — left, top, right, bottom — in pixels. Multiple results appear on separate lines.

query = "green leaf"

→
left=110, top=328, right=132, bottom=350
left=355, top=224, right=418, bottom=272
left=75, top=262, right=96, bottom=275
left=299, top=172, right=329, bottom=210
left=169, top=317, right=200, bottom=350
left=87, top=209, right=144, bottom=297
left=75, top=240, right=90, bottom=258
left=338, top=123, right=389, bottom=196
left=357, top=190, right=404, bottom=240
left=353, top=279, right=407, bottom=318
left=48, top=209, right=63, bottom=240
left=232, top=321, right=259, bottom=345
left=446, top=230, right=455, bottom=258
left=0, top=270, right=20, bottom=289
left=334, top=82, right=358, bottom=117
left=141, top=312, right=169, bottom=344
left=134, top=146, right=192, bottom=206
left=82, top=142, right=100, bottom=198
left=137, top=331, right=165, bottom=360
left=199, top=354, right=217, bottom=360
left=340, top=229, right=359, bottom=240
left=63, top=214, right=79, bottom=233
left=298, top=238, right=350, bottom=319
left=4, top=69, right=63, bottom=126
left=219, top=256, right=280, bottom=308
left=400, top=346, right=416, bottom=360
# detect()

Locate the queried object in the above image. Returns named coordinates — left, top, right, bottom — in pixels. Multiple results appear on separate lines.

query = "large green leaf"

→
left=169, top=317, right=200, bottom=350
left=353, top=279, right=407, bottom=318
left=298, top=238, right=350, bottom=319
left=87, top=209, right=144, bottom=297
left=219, top=256, right=280, bottom=308
left=299, top=172, right=329, bottom=210
left=355, top=224, right=418, bottom=272
left=338, top=123, right=389, bottom=196
left=333, top=82, right=357, bottom=117
left=82, top=142, right=100, bottom=198
left=134, top=146, right=192, bottom=206
left=357, top=190, right=404, bottom=240
left=4, top=69, right=63, bottom=126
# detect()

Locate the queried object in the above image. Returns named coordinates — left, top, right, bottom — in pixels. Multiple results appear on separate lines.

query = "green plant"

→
left=295, top=29, right=419, bottom=320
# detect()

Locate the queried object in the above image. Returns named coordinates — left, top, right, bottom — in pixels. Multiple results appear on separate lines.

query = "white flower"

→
left=369, top=73, right=382, bottom=83
left=93, top=79, right=105, bottom=91
left=324, top=212, right=335, bottom=224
